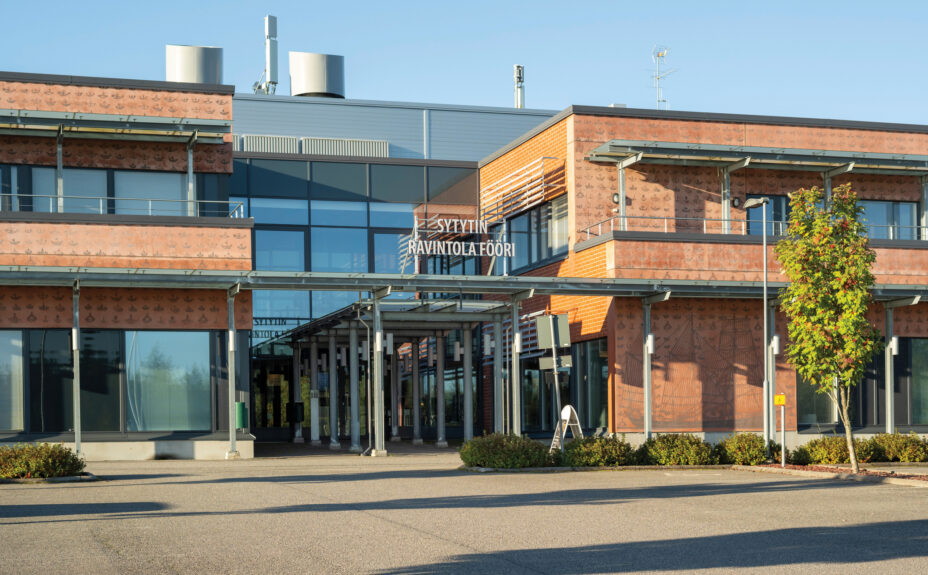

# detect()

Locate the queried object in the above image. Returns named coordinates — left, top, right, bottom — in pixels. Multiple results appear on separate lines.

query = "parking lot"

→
left=2, top=446, right=928, bottom=574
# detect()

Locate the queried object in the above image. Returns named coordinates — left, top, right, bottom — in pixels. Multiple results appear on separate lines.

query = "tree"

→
left=774, top=184, right=881, bottom=473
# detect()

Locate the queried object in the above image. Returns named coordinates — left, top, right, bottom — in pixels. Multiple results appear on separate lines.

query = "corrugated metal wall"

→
left=233, top=95, right=554, bottom=161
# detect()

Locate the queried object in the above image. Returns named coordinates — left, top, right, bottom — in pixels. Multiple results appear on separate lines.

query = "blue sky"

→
left=3, top=1, right=927, bottom=123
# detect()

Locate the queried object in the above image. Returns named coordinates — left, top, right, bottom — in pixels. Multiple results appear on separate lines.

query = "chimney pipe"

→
left=513, top=65, right=525, bottom=109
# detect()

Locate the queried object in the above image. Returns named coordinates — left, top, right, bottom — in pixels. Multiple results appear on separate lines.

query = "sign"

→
left=774, top=393, right=786, bottom=406
left=405, top=217, right=514, bottom=258
left=539, top=355, right=572, bottom=371
left=535, top=314, right=571, bottom=350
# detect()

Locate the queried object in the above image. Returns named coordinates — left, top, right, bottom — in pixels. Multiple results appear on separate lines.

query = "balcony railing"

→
left=0, top=193, right=245, bottom=218
left=580, top=215, right=927, bottom=241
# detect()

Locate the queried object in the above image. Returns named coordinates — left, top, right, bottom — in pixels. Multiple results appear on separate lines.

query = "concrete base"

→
left=225, top=451, right=241, bottom=460
left=412, top=438, right=423, bottom=445
left=349, top=444, right=362, bottom=453
left=49, top=439, right=255, bottom=461
left=329, top=441, right=342, bottom=450
left=370, top=449, right=389, bottom=457
left=389, top=436, right=403, bottom=442
left=435, top=441, right=448, bottom=448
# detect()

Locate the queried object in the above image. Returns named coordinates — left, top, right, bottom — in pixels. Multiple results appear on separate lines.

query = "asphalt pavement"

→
left=2, top=443, right=927, bottom=574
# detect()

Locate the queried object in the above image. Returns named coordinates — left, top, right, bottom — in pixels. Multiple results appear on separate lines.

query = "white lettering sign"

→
left=404, top=217, right=515, bottom=259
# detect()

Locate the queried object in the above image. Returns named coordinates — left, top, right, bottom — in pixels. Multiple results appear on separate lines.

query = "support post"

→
left=761, top=201, right=770, bottom=448
left=310, top=338, right=321, bottom=445
left=885, top=306, right=895, bottom=433
left=328, top=333, right=340, bottom=449
left=615, top=153, right=642, bottom=232
left=349, top=322, right=361, bottom=452
left=642, top=292, right=671, bottom=439
left=56, top=126, right=64, bottom=213
left=390, top=341, right=401, bottom=442
left=493, top=317, right=504, bottom=433
left=291, top=343, right=304, bottom=443
left=372, top=295, right=387, bottom=455
left=823, top=163, right=854, bottom=205
left=71, top=282, right=81, bottom=455
left=186, top=131, right=197, bottom=216
left=510, top=297, right=522, bottom=436
left=921, top=176, right=928, bottom=241
left=436, top=333, right=447, bottom=447
left=463, top=327, right=473, bottom=442
left=226, top=284, right=240, bottom=459
left=412, top=338, right=422, bottom=444
left=721, top=158, right=750, bottom=235
left=768, top=301, right=777, bottom=444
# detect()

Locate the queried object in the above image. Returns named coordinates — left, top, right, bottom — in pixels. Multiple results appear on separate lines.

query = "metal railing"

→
left=580, top=215, right=927, bottom=241
left=0, top=193, right=245, bottom=218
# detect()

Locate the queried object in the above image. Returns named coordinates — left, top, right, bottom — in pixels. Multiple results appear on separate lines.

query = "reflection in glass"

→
left=370, top=164, right=424, bottom=203
left=311, top=200, right=368, bottom=227
left=370, top=202, right=415, bottom=228
left=256, top=230, right=305, bottom=271
left=249, top=160, right=308, bottom=198
left=0, top=331, right=23, bottom=431
left=373, top=232, right=405, bottom=273
left=912, top=340, right=928, bottom=424
left=311, top=162, right=367, bottom=201
left=32, top=168, right=108, bottom=214
left=79, top=330, right=121, bottom=431
left=252, top=290, right=310, bottom=319
left=28, top=330, right=73, bottom=432
left=427, top=167, right=477, bottom=204
left=797, top=378, right=836, bottom=425
left=312, top=291, right=360, bottom=318
left=126, top=331, right=211, bottom=431
left=250, top=198, right=308, bottom=225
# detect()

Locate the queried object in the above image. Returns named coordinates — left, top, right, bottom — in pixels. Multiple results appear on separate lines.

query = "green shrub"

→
left=805, top=436, right=849, bottom=464
left=638, top=433, right=717, bottom=465
left=853, top=437, right=886, bottom=463
left=459, top=433, right=550, bottom=468
left=789, top=445, right=812, bottom=465
left=767, top=440, right=786, bottom=464
left=564, top=435, right=637, bottom=467
left=872, top=432, right=928, bottom=462
left=715, top=433, right=767, bottom=465
left=0, top=443, right=85, bottom=479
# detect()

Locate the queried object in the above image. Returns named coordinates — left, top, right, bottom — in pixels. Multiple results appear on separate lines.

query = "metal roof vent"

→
left=289, top=52, right=345, bottom=98
left=165, top=45, right=223, bottom=84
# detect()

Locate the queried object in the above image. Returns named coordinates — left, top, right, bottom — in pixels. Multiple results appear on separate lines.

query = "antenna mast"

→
left=652, top=46, right=675, bottom=110
left=513, top=65, right=525, bottom=109
left=253, top=15, right=278, bottom=95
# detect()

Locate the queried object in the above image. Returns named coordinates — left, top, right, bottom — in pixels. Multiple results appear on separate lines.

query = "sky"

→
left=2, top=0, right=928, bottom=123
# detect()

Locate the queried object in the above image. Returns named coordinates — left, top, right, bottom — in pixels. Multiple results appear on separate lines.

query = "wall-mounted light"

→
left=454, top=341, right=461, bottom=362
left=771, top=335, right=780, bottom=356
left=732, top=197, right=741, bottom=208
left=611, top=192, right=621, bottom=204
left=891, top=335, right=900, bottom=356
left=646, top=333, right=655, bottom=355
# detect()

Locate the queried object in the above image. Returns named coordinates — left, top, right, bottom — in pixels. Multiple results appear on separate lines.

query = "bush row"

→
left=0, top=443, right=85, bottom=479
left=459, top=431, right=928, bottom=469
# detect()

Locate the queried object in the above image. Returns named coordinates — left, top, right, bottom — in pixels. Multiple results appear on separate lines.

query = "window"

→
left=33, top=168, right=108, bottom=214
left=797, top=377, right=837, bottom=426
left=860, top=200, right=918, bottom=240
left=28, top=329, right=74, bottom=432
left=373, top=232, right=406, bottom=273
left=311, top=162, right=367, bottom=201
left=500, top=196, right=569, bottom=273
left=746, top=195, right=789, bottom=236
left=0, top=331, right=23, bottom=431
left=114, top=171, right=185, bottom=216
left=912, top=340, right=928, bottom=424
left=125, top=331, right=211, bottom=431
left=79, top=330, right=121, bottom=432
left=370, top=202, right=414, bottom=228
left=311, top=200, right=367, bottom=227
left=252, top=291, right=310, bottom=320
left=250, top=198, right=308, bottom=225
left=571, top=338, right=609, bottom=429
left=255, top=230, right=305, bottom=271
left=427, top=167, right=477, bottom=205
left=249, top=160, right=308, bottom=198
left=310, top=227, right=367, bottom=273
left=370, top=165, right=424, bottom=203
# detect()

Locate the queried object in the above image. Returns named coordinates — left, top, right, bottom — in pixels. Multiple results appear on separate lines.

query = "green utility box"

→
left=235, top=402, right=248, bottom=430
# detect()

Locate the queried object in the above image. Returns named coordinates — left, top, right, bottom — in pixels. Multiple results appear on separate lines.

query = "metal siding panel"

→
left=234, top=99, right=423, bottom=158
left=428, top=109, right=554, bottom=161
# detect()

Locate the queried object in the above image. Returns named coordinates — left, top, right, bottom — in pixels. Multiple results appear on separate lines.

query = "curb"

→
left=461, top=465, right=732, bottom=473
left=732, top=465, right=928, bottom=488
left=0, top=472, right=98, bottom=485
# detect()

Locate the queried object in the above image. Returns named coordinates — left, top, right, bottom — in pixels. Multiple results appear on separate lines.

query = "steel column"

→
left=463, top=328, right=473, bottom=441
left=186, top=131, right=197, bottom=216
left=642, top=301, right=652, bottom=439
left=885, top=306, right=895, bottom=433
left=390, top=341, right=401, bottom=442
left=349, top=322, right=361, bottom=452
left=226, top=285, right=240, bottom=459
left=71, top=282, right=81, bottom=455
left=436, top=333, right=447, bottom=447
left=372, top=297, right=387, bottom=455
left=412, top=338, right=422, bottom=444
left=493, top=317, right=504, bottom=433
left=56, top=127, right=64, bottom=213
left=922, top=176, right=928, bottom=240
left=328, top=334, right=340, bottom=449
left=510, top=298, right=522, bottom=436
left=291, top=344, right=303, bottom=443
left=768, top=301, right=777, bottom=444
left=310, top=338, right=321, bottom=445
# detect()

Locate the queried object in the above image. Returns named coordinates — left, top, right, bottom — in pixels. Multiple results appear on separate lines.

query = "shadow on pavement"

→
left=0, top=501, right=168, bottom=519
left=377, top=519, right=928, bottom=574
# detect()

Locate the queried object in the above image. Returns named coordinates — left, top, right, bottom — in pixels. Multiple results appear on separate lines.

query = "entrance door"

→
left=251, top=356, right=293, bottom=441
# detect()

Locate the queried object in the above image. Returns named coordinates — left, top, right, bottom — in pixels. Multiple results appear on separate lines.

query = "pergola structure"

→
left=3, top=265, right=926, bottom=456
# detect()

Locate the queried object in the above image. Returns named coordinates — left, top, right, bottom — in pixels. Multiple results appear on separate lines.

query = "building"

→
left=478, top=105, right=928, bottom=446
left=0, top=71, right=254, bottom=459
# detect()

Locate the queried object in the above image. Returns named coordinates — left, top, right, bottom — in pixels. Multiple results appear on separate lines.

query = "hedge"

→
left=0, top=443, right=85, bottom=479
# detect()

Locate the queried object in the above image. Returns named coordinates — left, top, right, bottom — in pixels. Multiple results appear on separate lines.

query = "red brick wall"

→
left=0, top=286, right=252, bottom=330
left=0, top=221, right=251, bottom=271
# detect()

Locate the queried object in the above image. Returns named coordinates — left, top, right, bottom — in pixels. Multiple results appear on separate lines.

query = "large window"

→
left=860, top=200, right=918, bottom=240
left=572, top=338, right=609, bottom=429
left=255, top=230, right=305, bottom=271
left=28, top=329, right=74, bottom=432
left=114, top=171, right=185, bottom=216
left=796, top=378, right=837, bottom=426
left=249, top=160, right=308, bottom=198
left=310, top=227, right=367, bottom=273
left=33, top=168, right=108, bottom=214
left=311, top=200, right=367, bottom=227
left=0, top=331, right=23, bottom=431
left=311, top=162, right=367, bottom=201
left=746, top=195, right=789, bottom=236
left=370, top=165, right=424, bottom=203
left=250, top=198, right=308, bottom=225
left=497, top=196, right=568, bottom=273
left=126, top=331, right=211, bottom=431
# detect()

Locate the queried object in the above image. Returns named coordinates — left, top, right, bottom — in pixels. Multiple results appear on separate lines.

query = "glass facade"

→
left=746, top=195, right=790, bottom=236
left=494, top=196, right=569, bottom=274
left=0, top=331, right=23, bottom=431
left=860, top=200, right=918, bottom=240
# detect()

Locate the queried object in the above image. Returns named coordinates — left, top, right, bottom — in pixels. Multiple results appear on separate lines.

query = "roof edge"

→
left=0, top=70, right=234, bottom=95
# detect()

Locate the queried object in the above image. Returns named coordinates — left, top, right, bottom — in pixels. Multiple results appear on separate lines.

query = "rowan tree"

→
left=774, top=184, right=881, bottom=473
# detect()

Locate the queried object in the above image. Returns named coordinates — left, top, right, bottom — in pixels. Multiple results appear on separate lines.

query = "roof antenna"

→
left=513, top=65, right=525, bottom=109
left=652, top=46, right=675, bottom=110
left=253, top=15, right=278, bottom=94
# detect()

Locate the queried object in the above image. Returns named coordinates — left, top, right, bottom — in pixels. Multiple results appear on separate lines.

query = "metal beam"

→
left=721, top=158, right=750, bottom=234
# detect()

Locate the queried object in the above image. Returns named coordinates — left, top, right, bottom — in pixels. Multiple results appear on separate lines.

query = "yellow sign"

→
left=774, top=393, right=786, bottom=406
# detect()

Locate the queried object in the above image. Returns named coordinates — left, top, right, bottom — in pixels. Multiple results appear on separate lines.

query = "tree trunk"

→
left=837, top=385, right=859, bottom=474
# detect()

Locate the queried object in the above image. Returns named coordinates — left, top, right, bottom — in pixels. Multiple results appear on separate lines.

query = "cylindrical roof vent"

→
left=166, top=45, right=223, bottom=84
left=289, top=52, right=345, bottom=98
